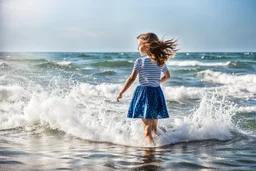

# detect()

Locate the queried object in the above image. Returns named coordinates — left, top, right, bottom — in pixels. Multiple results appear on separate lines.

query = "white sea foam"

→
left=71, top=83, right=127, bottom=99
left=162, top=86, right=204, bottom=102
left=156, top=93, right=237, bottom=145
left=237, top=106, right=256, bottom=113
left=0, top=61, right=10, bottom=68
left=0, top=82, right=240, bottom=147
left=44, top=59, right=72, bottom=67
left=0, top=85, right=30, bottom=129
left=56, top=61, right=72, bottom=66
left=198, top=70, right=256, bottom=85
left=0, top=85, right=26, bottom=101
left=0, top=75, right=6, bottom=81
left=198, top=70, right=256, bottom=98
left=166, top=60, right=231, bottom=66
left=81, top=67, right=93, bottom=70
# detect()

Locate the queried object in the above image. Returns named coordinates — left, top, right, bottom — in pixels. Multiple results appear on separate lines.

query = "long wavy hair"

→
left=137, top=33, right=179, bottom=66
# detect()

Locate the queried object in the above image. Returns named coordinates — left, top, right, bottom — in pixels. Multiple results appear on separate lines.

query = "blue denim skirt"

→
left=127, top=85, right=169, bottom=119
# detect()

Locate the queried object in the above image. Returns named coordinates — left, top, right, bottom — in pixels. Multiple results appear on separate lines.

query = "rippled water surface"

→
left=0, top=52, right=256, bottom=170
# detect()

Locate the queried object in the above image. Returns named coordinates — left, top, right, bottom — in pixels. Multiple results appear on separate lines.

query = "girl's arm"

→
left=116, top=70, right=138, bottom=102
left=160, top=70, right=171, bottom=84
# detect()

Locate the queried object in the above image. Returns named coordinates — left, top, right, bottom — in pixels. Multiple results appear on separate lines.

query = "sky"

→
left=0, top=0, right=256, bottom=52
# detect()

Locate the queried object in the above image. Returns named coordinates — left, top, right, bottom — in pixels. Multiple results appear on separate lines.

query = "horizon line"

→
left=0, top=51, right=255, bottom=53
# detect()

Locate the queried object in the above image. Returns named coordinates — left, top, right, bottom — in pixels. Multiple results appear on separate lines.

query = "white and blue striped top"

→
left=133, top=57, right=169, bottom=87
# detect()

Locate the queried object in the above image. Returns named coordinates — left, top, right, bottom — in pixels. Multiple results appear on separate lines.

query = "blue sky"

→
left=1, top=0, right=256, bottom=52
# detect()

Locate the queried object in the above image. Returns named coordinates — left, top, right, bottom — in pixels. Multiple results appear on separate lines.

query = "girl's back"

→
left=135, top=57, right=168, bottom=87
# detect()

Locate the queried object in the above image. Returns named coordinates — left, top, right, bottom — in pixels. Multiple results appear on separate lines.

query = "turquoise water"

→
left=0, top=52, right=256, bottom=170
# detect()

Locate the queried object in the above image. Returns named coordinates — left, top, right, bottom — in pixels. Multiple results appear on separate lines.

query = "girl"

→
left=116, top=33, right=178, bottom=145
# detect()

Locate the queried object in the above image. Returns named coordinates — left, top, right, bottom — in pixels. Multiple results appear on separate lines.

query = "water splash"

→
left=0, top=81, right=241, bottom=147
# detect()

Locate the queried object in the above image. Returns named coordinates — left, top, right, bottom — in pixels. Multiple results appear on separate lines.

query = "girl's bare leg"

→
left=152, top=119, right=160, bottom=136
left=142, top=119, right=155, bottom=145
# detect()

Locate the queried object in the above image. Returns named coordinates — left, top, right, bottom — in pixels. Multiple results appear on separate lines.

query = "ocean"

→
left=0, top=52, right=256, bottom=170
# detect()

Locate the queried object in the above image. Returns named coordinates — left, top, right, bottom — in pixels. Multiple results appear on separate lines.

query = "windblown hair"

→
left=137, top=33, right=179, bottom=66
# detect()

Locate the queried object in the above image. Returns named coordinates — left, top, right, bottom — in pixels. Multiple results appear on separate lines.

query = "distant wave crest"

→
left=167, top=60, right=231, bottom=66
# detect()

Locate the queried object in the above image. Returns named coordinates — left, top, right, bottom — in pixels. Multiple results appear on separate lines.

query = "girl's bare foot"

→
left=144, top=134, right=155, bottom=146
left=146, top=138, right=155, bottom=146
left=150, top=140, right=155, bottom=146
left=153, top=130, right=161, bottom=136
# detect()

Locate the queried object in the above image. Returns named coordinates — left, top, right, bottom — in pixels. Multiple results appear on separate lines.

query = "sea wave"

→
left=93, top=70, right=117, bottom=76
left=56, top=61, right=72, bottom=66
left=197, top=70, right=256, bottom=98
left=200, top=55, right=231, bottom=60
left=166, top=60, right=231, bottom=66
left=0, top=85, right=26, bottom=101
left=197, top=70, right=256, bottom=85
left=78, top=53, right=92, bottom=57
left=0, top=61, right=11, bottom=68
left=5, top=58, right=47, bottom=63
left=35, top=60, right=72, bottom=68
left=91, top=61, right=133, bottom=67
left=229, top=61, right=256, bottom=68
left=162, top=86, right=204, bottom=102
left=0, top=82, right=240, bottom=147
left=237, top=106, right=256, bottom=113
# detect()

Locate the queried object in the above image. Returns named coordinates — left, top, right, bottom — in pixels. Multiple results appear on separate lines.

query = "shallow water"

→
left=0, top=52, right=256, bottom=170
left=1, top=129, right=256, bottom=171
left=1, top=131, right=256, bottom=170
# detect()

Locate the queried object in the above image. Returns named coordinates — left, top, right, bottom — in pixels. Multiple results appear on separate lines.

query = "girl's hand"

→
left=116, top=93, right=122, bottom=102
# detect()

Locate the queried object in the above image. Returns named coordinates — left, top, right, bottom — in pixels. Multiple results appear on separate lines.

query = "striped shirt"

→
left=133, top=57, right=169, bottom=87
